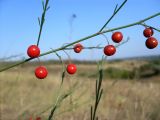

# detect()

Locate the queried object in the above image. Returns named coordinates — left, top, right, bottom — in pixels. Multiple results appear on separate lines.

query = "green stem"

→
left=37, top=0, right=50, bottom=46
left=48, top=91, right=61, bottom=120
left=91, top=66, right=103, bottom=120
left=99, top=0, right=127, bottom=32
left=140, top=23, right=160, bottom=32
left=0, top=12, right=160, bottom=72
left=100, top=12, right=160, bottom=34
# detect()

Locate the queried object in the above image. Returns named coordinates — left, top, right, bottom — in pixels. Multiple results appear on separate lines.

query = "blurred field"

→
left=0, top=59, right=160, bottom=120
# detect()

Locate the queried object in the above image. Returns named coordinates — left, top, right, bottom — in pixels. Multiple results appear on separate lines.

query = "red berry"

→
left=35, top=66, right=48, bottom=79
left=104, top=45, right=116, bottom=56
left=67, top=64, right=77, bottom=74
left=27, top=45, right=40, bottom=58
left=36, top=117, right=41, bottom=120
left=112, top=31, right=123, bottom=43
left=143, top=27, right=154, bottom=38
left=74, top=43, right=83, bottom=53
left=29, top=117, right=33, bottom=120
left=145, top=37, right=158, bottom=49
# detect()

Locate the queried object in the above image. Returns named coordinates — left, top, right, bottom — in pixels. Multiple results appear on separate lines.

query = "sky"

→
left=0, top=0, right=160, bottom=61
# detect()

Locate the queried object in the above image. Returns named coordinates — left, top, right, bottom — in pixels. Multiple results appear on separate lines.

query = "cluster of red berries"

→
left=143, top=27, right=158, bottom=49
left=104, top=31, right=123, bottom=56
left=27, top=29, right=158, bottom=79
left=27, top=45, right=48, bottom=79
left=73, top=32, right=123, bottom=58
left=103, top=28, right=159, bottom=57
left=66, top=34, right=123, bottom=76
left=27, top=44, right=82, bottom=79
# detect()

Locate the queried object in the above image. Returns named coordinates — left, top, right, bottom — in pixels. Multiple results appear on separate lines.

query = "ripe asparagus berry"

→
left=35, top=66, right=48, bottom=79
left=74, top=43, right=83, bottom=53
left=36, top=117, right=41, bottom=120
left=112, top=31, right=123, bottom=43
left=27, top=45, right=40, bottom=58
left=143, top=27, right=154, bottom=38
left=67, top=64, right=77, bottom=74
left=145, top=37, right=158, bottom=49
left=29, top=117, right=33, bottom=120
left=104, top=45, right=116, bottom=56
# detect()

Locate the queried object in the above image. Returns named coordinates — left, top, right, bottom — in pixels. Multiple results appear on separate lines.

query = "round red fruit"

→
left=29, top=117, right=33, bottom=120
left=35, top=66, right=48, bottom=79
left=27, top=45, right=40, bottom=58
left=145, top=37, right=158, bottom=49
left=36, top=117, right=41, bottom=120
left=143, top=27, right=154, bottom=38
left=67, top=64, right=77, bottom=74
left=112, top=31, right=123, bottom=43
left=104, top=45, right=116, bottom=56
left=74, top=43, right=83, bottom=53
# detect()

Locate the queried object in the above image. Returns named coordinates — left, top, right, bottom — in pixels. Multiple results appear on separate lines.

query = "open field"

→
left=0, top=59, right=160, bottom=120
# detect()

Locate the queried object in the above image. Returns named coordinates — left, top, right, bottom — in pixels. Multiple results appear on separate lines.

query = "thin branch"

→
left=99, top=0, right=127, bottom=32
left=37, top=0, right=50, bottom=46
left=114, top=4, right=118, bottom=13
left=47, top=82, right=78, bottom=120
left=54, top=52, right=65, bottom=85
left=139, top=23, right=160, bottom=32
left=91, top=63, right=103, bottom=120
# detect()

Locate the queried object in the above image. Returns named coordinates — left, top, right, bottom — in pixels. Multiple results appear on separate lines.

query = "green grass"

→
left=78, top=60, right=160, bottom=80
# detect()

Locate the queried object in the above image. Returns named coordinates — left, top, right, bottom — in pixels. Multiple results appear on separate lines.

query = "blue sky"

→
left=0, top=0, right=160, bottom=61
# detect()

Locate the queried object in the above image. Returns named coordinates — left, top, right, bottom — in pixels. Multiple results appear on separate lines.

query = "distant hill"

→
left=120, top=55, right=160, bottom=60
left=0, top=55, right=159, bottom=64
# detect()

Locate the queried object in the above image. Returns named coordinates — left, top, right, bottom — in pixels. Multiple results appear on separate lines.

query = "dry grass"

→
left=0, top=60, right=160, bottom=120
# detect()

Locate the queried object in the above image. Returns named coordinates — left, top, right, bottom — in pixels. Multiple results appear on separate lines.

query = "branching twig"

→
left=99, top=0, right=127, bottom=32
left=139, top=23, right=160, bottom=32
left=47, top=82, right=78, bottom=120
left=37, top=0, right=50, bottom=46
left=91, top=61, right=104, bottom=120
left=90, top=37, right=129, bottom=120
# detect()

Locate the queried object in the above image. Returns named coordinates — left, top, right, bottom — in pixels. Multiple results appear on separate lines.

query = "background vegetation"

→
left=0, top=57, right=160, bottom=120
